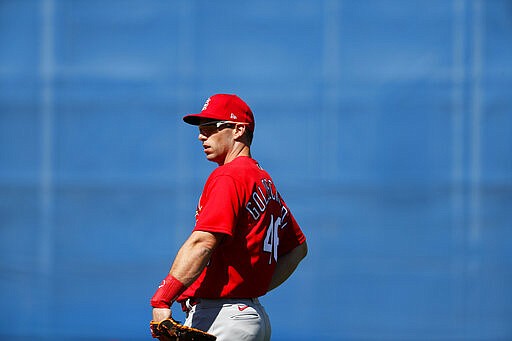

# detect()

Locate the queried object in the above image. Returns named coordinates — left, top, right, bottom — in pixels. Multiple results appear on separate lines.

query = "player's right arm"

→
left=267, top=241, right=308, bottom=291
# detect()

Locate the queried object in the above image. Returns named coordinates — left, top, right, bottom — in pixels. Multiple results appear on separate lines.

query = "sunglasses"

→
left=198, top=121, right=236, bottom=136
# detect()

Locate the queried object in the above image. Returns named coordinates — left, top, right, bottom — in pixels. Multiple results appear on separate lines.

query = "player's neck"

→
left=219, top=144, right=251, bottom=166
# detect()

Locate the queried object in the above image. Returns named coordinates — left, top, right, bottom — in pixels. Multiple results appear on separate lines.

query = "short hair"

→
left=245, top=128, right=254, bottom=146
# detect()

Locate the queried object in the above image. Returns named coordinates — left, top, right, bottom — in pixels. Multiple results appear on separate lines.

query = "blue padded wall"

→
left=1, top=1, right=511, bottom=340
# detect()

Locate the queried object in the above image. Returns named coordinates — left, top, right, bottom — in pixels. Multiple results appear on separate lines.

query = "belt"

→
left=180, top=298, right=200, bottom=312
left=180, top=297, right=260, bottom=313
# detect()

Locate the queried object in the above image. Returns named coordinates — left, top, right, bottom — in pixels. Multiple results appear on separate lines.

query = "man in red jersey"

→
left=150, top=94, right=307, bottom=340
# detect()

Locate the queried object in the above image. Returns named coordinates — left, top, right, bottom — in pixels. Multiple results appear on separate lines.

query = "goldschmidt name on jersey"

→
left=245, top=178, right=284, bottom=221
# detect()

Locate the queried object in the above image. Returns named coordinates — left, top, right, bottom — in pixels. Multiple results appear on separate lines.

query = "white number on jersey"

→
left=264, top=214, right=281, bottom=263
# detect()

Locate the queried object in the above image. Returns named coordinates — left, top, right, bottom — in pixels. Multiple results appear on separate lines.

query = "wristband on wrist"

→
left=150, top=274, right=186, bottom=308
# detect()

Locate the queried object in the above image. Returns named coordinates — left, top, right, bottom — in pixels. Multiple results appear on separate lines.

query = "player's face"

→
left=197, top=120, right=236, bottom=165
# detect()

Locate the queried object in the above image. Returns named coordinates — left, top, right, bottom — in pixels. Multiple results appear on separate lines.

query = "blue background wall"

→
left=1, top=0, right=511, bottom=340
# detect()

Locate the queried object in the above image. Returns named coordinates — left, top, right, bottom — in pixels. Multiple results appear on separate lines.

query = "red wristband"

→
left=150, top=274, right=186, bottom=308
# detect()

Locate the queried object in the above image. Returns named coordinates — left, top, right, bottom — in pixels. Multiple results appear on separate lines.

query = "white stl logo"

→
left=230, top=113, right=237, bottom=120
left=202, top=98, right=211, bottom=111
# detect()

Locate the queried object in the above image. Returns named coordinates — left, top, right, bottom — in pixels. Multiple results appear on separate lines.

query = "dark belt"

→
left=180, top=298, right=200, bottom=312
left=180, top=297, right=259, bottom=313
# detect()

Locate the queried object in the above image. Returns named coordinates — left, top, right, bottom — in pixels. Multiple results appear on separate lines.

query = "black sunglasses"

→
left=198, top=121, right=236, bottom=136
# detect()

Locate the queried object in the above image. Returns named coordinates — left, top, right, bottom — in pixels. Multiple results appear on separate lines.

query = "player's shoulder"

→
left=210, top=156, right=260, bottom=180
left=221, top=156, right=257, bottom=172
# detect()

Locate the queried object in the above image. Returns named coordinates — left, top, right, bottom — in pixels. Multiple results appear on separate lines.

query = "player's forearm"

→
left=268, top=241, right=307, bottom=291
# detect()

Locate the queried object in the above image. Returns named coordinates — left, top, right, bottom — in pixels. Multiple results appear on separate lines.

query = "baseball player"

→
left=150, top=94, right=307, bottom=341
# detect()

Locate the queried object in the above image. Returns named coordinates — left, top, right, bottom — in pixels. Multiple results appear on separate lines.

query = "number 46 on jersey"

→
left=263, top=206, right=288, bottom=264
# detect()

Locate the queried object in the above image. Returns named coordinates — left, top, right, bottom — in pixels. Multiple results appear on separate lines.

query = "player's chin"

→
left=204, top=151, right=217, bottom=161
left=205, top=152, right=223, bottom=164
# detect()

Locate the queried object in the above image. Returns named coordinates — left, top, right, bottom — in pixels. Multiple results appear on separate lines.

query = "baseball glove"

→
left=150, top=317, right=217, bottom=341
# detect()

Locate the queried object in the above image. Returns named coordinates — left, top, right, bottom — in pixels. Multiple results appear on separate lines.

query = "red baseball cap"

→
left=183, top=94, right=255, bottom=132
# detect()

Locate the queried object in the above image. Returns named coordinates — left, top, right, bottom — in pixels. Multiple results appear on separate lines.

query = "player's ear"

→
left=233, top=124, right=246, bottom=140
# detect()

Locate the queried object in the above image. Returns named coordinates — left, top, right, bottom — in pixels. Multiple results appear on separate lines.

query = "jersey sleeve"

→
left=193, top=175, right=241, bottom=236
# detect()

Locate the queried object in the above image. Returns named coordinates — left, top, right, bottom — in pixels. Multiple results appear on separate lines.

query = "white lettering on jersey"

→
left=245, top=178, right=288, bottom=263
left=245, top=179, right=281, bottom=220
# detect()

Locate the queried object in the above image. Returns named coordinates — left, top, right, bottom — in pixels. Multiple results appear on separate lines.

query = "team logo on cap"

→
left=230, top=113, right=237, bottom=120
left=202, top=98, right=211, bottom=111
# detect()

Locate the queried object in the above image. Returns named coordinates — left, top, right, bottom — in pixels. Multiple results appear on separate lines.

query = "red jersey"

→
left=178, top=156, right=306, bottom=300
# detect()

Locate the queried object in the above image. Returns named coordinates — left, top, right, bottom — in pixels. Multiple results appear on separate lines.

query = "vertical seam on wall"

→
left=39, top=0, right=55, bottom=334
left=451, top=0, right=465, bottom=238
left=470, top=0, right=482, bottom=245
left=451, top=0, right=466, bottom=336
left=40, top=0, right=55, bottom=278
left=175, top=1, right=196, bottom=243
left=40, top=0, right=55, bottom=277
left=322, top=0, right=342, bottom=180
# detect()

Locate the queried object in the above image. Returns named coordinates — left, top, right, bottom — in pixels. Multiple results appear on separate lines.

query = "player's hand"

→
left=152, top=307, right=171, bottom=322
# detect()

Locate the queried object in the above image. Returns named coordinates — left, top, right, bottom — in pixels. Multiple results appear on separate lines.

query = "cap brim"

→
left=182, top=113, right=201, bottom=125
left=182, top=112, right=225, bottom=126
left=183, top=112, right=255, bottom=132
